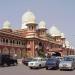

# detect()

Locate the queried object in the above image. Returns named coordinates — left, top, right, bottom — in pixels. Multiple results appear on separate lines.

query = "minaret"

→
left=38, top=20, right=47, bottom=38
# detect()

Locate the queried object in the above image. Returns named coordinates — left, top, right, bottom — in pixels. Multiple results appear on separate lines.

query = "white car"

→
left=59, top=56, right=75, bottom=70
left=28, top=57, right=46, bottom=69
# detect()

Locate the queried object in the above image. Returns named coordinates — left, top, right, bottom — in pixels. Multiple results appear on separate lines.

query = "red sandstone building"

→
left=0, top=11, right=74, bottom=58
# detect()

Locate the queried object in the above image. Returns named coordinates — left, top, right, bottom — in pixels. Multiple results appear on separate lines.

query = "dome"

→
left=61, top=33, right=65, bottom=38
left=22, top=11, right=36, bottom=24
left=65, top=40, right=70, bottom=48
left=38, top=20, right=46, bottom=29
left=3, top=20, right=11, bottom=29
left=49, top=26, right=61, bottom=36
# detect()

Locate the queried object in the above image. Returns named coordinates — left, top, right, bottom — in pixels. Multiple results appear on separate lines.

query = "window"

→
left=32, top=26, right=33, bottom=30
left=6, top=39, right=8, bottom=43
left=13, top=40, right=15, bottom=44
left=28, top=41, right=30, bottom=44
left=29, top=26, right=31, bottom=30
left=3, top=38, right=5, bottom=43
left=17, top=41, right=18, bottom=44
left=10, top=40, right=12, bottom=44
left=1, top=38, right=2, bottom=42
left=0, top=38, right=1, bottom=42
left=22, top=42, right=25, bottom=45
left=19, top=41, right=20, bottom=45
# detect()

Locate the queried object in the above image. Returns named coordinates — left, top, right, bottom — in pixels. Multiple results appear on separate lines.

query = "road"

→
left=0, top=64, right=75, bottom=75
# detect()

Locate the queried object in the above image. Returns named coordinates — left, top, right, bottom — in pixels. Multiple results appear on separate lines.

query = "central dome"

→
left=49, top=26, right=61, bottom=36
left=22, top=11, right=36, bottom=24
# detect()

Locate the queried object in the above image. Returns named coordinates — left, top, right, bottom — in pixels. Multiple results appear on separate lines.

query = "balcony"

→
left=49, top=48, right=62, bottom=52
left=0, top=42, right=25, bottom=48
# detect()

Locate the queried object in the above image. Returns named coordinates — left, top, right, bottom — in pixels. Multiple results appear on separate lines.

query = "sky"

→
left=0, top=0, right=75, bottom=47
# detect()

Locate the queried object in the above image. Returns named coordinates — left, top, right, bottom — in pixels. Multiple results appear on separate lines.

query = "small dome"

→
left=49, top=26, right=61, bottom=36
left=3, top=20, right=11, bottom=29
left=22, top=11, right=35, bottom=24
left=61, top=33, right=65, bottom=38
left=38, top=20, right=46, bottom=29
left=65, top=40, right=70, bottom=48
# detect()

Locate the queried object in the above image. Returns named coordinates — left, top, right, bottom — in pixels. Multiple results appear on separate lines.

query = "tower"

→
left=21, top=11, right=37, bottom=57
left=38, top=20, right=47, bottom=38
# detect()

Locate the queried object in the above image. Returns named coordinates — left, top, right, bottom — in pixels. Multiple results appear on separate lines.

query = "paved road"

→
left=0, top=64, right=75, bottom=75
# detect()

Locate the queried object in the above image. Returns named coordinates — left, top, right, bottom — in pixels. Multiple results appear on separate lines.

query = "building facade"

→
left=0, top=11, right=74, bottom=58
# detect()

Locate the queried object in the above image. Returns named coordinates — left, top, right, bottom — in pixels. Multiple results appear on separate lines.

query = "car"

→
left=67, top=55, right=75, bottom=58
left=0, top=54, right=18, bottom=66
left=59, top=56, right=75, bottom=70
left=28, top=57, right=46, bottom=69
left=22, top=57, right=33, bottom=66
left=55, top=56, right=63, bottom=62
left=45, top=58, right=60, bottom=70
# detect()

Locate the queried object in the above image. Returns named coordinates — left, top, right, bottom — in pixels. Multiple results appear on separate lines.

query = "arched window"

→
left=17, top=40, right=18, bottom=45
left=19, top=41, right=20, bottom=45
left=10, top=40, right=12, bottom=44
left=3, top=38, right=5, bottom=43
left=6, top=39, right=8, bottom=43
left=13, top=40, right=15, bottom=44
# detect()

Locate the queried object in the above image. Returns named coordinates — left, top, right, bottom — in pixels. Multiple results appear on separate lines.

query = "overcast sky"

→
left=0, top=0, right=75, bottom=47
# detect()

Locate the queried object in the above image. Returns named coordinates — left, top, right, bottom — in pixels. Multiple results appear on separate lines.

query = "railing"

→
left=0, top=42, right=25, bottom=48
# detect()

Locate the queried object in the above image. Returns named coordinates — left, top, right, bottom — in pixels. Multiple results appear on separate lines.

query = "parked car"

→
left=0, top=54, right=18, bottom=66
left=55, top=56, right=63, bottom=62
left=67, top=55, right=75, bottom=58
left=28, top=57, right=46, bottom=69
left=45, top=58, right=60, bottom=70
left=59, top=56, right=75, bottom=70
left=22, top=57, right=33, bottom=66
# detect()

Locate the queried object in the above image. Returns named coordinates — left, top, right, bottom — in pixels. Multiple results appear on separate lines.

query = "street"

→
left=0, top=64, right=75, bottom=75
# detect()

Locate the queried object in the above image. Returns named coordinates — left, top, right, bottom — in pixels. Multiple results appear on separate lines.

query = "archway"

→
left=38, top=42, right=45, bottom=57
left=16, top=49, right=21, bottom=58
left=10, top=48, right=15, bottom=56
left=51, top=52, right=61, bottom=57
left=2, top=47, right=9, bottom=54
left=21, top=49, right=27, bottom=57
